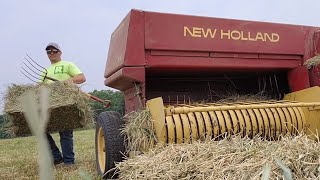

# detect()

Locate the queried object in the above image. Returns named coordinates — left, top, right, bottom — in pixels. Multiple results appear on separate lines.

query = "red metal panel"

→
left=210, top=52, right=258, bottom=59
left=301, top=28, right=320, bottom=75
left=105, top=67, right=145, bottom=91
left=309, top=65, right=320, bottom=87
left=105, top=11, right=130, bottom=78
left=150, top=50, right=209, bottom=57
left=124, top=83, right=146, bottom=114
left=288, top=66, right=310, bottom=92
left=146, top=56, right=301, bottom=71
left=258, top=54, right=302, bottom=60
left=124, top=9, right=145, bottom=66
left=144, top=11, right=308, bottom=55
left=105, top=9, right=145, bottom=78
left=314, top=30, right=320, bottom=55
left=302, top=28, right=319, bottom=63
left=304, top=29, right=320, bottom=88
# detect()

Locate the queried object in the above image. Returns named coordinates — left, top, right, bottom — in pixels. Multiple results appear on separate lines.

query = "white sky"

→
left=1, top=0, right=320, bottom=112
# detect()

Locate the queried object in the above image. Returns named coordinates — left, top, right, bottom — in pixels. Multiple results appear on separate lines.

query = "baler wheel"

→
left=95, top=111, right=125, bottom=179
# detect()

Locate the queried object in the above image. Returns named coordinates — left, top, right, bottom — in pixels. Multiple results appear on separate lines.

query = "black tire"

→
left=95, top=111, right=125, bottom=179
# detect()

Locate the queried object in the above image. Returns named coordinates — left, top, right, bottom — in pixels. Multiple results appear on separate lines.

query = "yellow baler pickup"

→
left=147, top=87, right=320, bottom=143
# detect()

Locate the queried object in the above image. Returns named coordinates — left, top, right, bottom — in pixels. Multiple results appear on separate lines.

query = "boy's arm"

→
left=66, top=73, right=86, bottom=84
left=66, top=62, right=86, bottom=84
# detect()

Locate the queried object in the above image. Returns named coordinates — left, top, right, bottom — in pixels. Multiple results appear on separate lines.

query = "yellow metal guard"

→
left=147, top=87, right=320, bottom=143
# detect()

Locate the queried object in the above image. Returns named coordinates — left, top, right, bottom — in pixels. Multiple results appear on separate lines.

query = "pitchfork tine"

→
left=20, top=70, right=38, bottom=83
left=24, top=58, right=43, bottom=72
left=26, top=54, right=47, bottom=73
left=21, top=67, right=39, bottom=79
left=22, top=61, right=43, bottom=77
left=21, top=66, right=40, bottom=83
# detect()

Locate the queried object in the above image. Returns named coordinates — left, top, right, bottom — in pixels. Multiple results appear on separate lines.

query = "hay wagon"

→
left=95, top=9, right=320, bottom=178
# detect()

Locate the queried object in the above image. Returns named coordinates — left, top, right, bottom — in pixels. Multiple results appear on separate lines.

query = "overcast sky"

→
left=1, top=0, right=320, bottom=112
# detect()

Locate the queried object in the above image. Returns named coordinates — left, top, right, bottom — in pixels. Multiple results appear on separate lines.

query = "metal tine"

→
left=25, top=54, right=47, bottom=74
left=22, top=61, right=43, bottom=77
left=21, top=54, right=48, bottom=83
left=20, top=67, right=39, bottom=83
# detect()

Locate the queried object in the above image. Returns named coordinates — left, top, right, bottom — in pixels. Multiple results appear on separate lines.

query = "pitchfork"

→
left=21, top=54, right=111, bottom=108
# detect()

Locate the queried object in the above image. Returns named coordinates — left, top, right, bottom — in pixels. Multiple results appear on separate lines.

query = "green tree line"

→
left=0, top=89, right=125, bottom=139
left=89, top=89, right=125, bottom=117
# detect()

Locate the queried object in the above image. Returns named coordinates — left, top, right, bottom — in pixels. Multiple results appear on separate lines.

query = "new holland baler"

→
left=95, top=9, right=320, bottom=178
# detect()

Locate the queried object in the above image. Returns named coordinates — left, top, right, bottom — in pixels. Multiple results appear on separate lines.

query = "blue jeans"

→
left=47, top=130, right=74, bottom=164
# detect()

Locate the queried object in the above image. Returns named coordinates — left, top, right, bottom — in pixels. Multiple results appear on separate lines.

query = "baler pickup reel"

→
left=21, top=54, right=111, bottom=108
left=147, top=90, right=320, bottom=144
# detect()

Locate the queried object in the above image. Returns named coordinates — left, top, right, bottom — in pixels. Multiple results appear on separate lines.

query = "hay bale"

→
left=116, top=135, right=320, bottom=179
left=304, top=55, right=320, bottom=69
left=3, top=82, right=94, bottom=137
left=121, top=110, right=157, bottom=155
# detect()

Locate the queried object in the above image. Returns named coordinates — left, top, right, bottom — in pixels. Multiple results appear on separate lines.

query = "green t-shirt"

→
left=40, top=61, right=82, bottom=84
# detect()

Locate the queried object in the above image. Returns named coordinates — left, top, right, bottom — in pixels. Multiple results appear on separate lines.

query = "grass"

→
left=0, top=129, right=100, bottom=180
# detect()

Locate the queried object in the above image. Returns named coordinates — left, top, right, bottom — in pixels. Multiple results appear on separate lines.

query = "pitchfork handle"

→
left=89, top=96, right=111, bottom=108
left=45, top=76, right=59, bottom=82
left=45, top=76, right=111, bottom=108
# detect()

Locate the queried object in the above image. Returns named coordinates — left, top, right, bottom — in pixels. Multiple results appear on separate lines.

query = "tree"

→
left=89, top=90, right=125, bottom=117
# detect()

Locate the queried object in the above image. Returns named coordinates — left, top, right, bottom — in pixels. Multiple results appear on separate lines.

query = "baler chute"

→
left=96, top=9, right=320, bottom=178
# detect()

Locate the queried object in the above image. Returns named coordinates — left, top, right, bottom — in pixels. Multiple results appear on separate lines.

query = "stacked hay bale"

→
left=119, top=96, right=320, bottom=179
left=3, top=82, right=94, bottom=137
left=116, top=135, right=320, bottom=179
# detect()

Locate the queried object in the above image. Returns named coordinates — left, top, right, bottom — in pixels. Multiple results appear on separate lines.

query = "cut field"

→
left=0, top=129, right=100, bottom=180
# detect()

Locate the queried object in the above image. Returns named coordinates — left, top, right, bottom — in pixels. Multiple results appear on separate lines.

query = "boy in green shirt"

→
left=44, top=42, right=86, bottom=165
left=42, top=42, right=86, bottom=84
